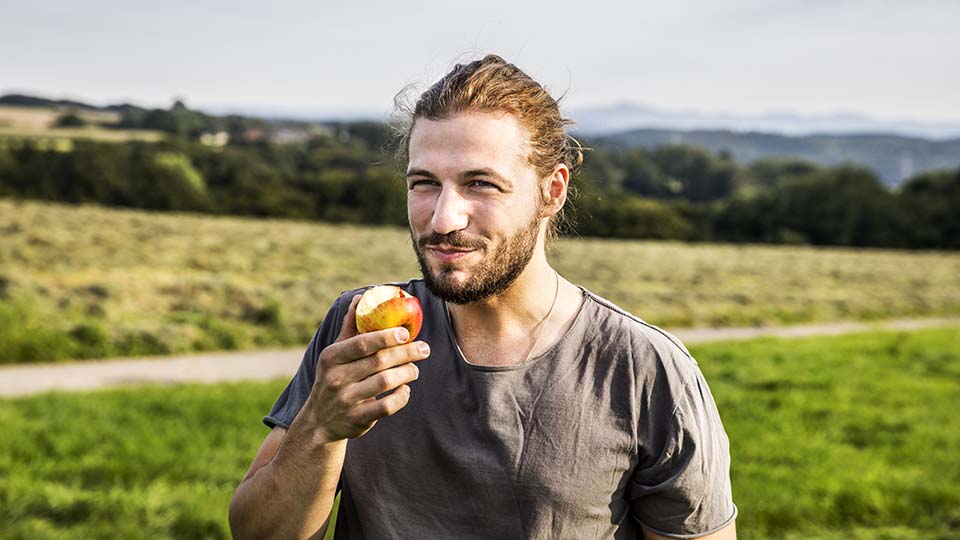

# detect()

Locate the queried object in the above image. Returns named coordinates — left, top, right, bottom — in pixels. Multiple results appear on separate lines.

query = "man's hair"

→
left=394, top=54, right=583, bottom=240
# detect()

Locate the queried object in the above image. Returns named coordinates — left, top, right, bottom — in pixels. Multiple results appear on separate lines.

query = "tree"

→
left=651, top=145, right=739, bottom=202
left=898, top=168, right=960, bottom=248
left=54, top=112, right=87, bottom=128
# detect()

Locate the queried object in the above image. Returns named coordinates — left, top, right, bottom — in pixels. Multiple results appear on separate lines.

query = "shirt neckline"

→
left=442, top=285, right=591, bottom=372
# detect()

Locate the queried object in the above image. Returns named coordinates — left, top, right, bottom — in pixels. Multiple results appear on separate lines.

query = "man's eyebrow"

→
left=406, top=168, right=436, bottom=179
left=463, top=168, right=512, bottom=187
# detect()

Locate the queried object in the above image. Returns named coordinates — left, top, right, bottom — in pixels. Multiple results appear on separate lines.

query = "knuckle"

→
left=386, top=390, right=410, bottom=415
left=372, top=349, right=391, bottom=370
left=373, top=401, right=393, bottom=418
left=345, top=411, right=366, bottom=429
left=382, top=329, right=400, bottom=349
left=335, top=391, right=353, bottom=409
left=378, top=370, right=398, bottom=391
left=323, top=371, right=343, bottom=391
left=358, top=336, right=379, bottom=358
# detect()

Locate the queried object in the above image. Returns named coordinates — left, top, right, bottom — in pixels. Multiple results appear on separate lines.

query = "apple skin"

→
left=355, top=286, right=423, bottom=342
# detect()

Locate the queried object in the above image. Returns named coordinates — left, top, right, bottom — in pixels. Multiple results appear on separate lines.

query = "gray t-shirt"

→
left=265, top=279, right=736, bottom=539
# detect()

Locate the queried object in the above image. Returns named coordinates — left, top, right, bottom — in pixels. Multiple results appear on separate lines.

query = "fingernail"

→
left=412, top=364, right=420, bottom=378
left=418, top=342, right=430, bottom=356
left=396, top=328, right=409, bottom=342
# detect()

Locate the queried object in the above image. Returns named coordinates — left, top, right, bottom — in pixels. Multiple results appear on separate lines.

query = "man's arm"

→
left=629, top=332, right=737, bottom=540
left=642, top=520, right=736, bottom=540
left=229, top=295, right=429, bottom=540
left=228, top=423, right=345, bottom=540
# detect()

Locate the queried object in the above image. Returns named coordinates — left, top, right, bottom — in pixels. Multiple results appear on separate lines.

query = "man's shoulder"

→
left=578, top=287, right=695, bottom=365
left=576, top=287, right=707, bottom=417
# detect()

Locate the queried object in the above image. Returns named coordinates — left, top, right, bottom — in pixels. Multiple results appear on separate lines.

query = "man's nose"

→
left=430, top=186, right=469, bottom=235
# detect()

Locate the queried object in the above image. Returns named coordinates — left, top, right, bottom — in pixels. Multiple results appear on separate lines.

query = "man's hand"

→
left=229, top=293, right=429, bottom=540
left=307, top=294, right=431, bottom=443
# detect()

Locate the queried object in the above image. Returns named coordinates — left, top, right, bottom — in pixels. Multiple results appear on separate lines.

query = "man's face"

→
left=406, top=111, right=545, bottom=304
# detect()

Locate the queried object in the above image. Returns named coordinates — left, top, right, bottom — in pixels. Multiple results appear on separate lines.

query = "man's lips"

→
left=426, top=245, right=476, bottom=263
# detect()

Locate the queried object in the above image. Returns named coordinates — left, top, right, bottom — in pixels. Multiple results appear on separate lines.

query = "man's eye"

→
left=408, top=179, right=438, bottom=190
left=471, top=180, right=497, bottom=189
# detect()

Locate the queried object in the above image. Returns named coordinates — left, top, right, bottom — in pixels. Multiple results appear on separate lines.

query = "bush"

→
left=54, top=113, right=87, bottom=128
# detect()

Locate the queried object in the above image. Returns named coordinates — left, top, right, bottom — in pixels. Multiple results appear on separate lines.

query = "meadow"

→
left=0, top=105, right=164, bottom=144
left=2, top=198, right=959, bottom=363
left=0, top=327, right=957, bottom=539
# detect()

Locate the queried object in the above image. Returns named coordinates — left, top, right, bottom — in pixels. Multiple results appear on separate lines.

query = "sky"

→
left=2, top=0, right=958, bottom=123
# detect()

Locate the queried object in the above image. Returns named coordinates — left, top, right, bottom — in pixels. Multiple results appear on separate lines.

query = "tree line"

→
left=0, top=123, right=957, bottom=249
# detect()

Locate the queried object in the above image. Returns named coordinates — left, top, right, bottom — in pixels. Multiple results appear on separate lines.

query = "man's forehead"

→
left=407, top=112, right=533, bottom=173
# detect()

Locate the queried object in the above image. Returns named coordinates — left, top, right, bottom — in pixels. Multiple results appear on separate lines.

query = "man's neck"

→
left=445, top=254, right=583, bottom=366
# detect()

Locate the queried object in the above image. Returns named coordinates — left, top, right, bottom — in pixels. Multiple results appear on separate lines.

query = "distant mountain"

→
left=6, top=92, right=956, bottom=186
left=570, top=102, right=960, bottom=140
left=597, top=129, right=960, bottom=187
left=0, top=93, right=103, bottom=111
left=0, top=93, right=150, bottom=116
left=197, top=104, right=388, bottom=123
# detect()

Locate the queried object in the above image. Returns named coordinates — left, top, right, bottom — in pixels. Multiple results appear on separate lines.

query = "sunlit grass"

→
left=0, top=126, right=165, bottom=144
left=1, top=198, right=958, bottom=363
left=696, top=328, right=960, bottom=539
left=0, top=328, right=957, bottom=539
left=0, top=105, right=164, bottom=143
left=552, top=238, right=960, bottom=326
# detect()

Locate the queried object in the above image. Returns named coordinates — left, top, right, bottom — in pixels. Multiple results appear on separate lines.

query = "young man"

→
left=229, top=55, right=737, bottom=539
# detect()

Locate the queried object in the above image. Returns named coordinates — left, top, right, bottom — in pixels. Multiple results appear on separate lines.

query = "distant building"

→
left=241, top=128, right=265, bottom=143
left=200, top=131, right=230, bottom=146
left=272, top=128, right=311, bottom=144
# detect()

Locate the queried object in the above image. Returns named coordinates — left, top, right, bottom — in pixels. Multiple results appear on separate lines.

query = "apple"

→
left=355, top=285, right=423, bottom=341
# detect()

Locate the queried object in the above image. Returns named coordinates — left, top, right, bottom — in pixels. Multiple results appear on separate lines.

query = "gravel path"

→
left=1, top=317, right=957, bottom=397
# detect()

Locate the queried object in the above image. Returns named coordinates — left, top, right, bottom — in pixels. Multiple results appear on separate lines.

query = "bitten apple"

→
left=355, top=285, right=423, bottom=342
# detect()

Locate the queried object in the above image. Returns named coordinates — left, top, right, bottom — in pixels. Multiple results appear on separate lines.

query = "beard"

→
left=411, top=215, right=541, bottom=305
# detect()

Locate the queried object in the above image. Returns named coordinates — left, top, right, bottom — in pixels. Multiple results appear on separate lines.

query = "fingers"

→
left=323, top=326, right=413, bottom=366
left=334, top=294, right=362, bottom=344
left=348, top=339, right=429, bottom=377
left=341, top=362, right=420, bottom=403
left=320, top=339, right=428, bottom=394
left=350, top=384, right=412, bottom=425
left=306, top=292, right=426, bottom=441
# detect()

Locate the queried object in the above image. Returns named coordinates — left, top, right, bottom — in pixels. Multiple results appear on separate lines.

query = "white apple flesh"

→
left=355, top=285, right=423, bottom=342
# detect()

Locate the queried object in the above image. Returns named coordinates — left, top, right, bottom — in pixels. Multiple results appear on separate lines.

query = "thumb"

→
left=336, top=294, right=362, bottom=343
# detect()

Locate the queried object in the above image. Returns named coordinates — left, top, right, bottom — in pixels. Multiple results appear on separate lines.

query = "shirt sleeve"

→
left=628, top=354, right=737, bottom=538
left=263, top=292, right=351, bottom=429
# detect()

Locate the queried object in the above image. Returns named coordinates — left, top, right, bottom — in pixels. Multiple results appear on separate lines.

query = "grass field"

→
left=0, top=105, right=164, bottom=144
left=0, top=105, right=122, bottom=129
left=2, top=198, right=959, bottom=363
left=0, top=328, right=957, bottom=539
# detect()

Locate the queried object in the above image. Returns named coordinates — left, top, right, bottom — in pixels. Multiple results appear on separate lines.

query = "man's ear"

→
left=541, top=164, right=570, bottom=218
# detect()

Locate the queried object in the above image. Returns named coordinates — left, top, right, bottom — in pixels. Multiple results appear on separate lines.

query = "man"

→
left=229, top=55, right=737, bottom=539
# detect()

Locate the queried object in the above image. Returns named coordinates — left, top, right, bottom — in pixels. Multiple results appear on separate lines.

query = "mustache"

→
left=417, top=231, right=486, bottom=250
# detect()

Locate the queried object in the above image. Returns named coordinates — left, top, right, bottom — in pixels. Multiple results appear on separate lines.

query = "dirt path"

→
left=1, top=317, right=957, bottom=398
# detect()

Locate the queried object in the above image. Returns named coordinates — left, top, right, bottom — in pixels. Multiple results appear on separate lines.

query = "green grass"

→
left=1, top=328, right=957, bottom=539
left=2, top=198, right=960, bottom=363
left=694, top=328, right=960, bottom=539
left=0, top=381, right=278, bottom=539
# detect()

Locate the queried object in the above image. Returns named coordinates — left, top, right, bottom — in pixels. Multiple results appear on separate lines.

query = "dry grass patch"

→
left=0, top=105, right=164, bottom=143
left=1, top=198, right=958, bottom=362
